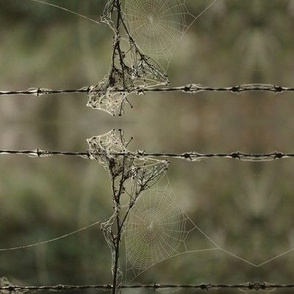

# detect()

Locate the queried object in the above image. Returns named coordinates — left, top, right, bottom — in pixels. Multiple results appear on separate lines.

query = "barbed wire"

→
left=1, top=281, right=294, bottom=292
left=0, top=83, right=293, bottom=97
left=0, top=149, right=89, bottom=158
left=0, top=149, right=293, bottom=162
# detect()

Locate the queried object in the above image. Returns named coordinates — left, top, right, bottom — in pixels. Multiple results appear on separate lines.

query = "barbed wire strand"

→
left=0, top=149, right=293, bottom=162
left=1, top=282, right=294, bottom=292
left=0, top=83, right=294, bottom=97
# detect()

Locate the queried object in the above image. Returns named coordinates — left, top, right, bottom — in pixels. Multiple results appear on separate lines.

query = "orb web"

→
left=124, top=183, right=192, bottom=276
left=123, top=0, right=195, bottom=66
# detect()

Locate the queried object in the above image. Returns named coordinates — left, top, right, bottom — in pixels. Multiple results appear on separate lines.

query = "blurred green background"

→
left=1, top=0, right=294, bottom=293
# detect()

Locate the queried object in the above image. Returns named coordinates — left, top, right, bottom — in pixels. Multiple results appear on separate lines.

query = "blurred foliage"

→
left=1, top=0, right=294, bottom=292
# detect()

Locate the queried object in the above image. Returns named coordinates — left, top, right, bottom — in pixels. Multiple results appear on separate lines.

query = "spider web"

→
left=87, top=130, right=169, bottom=192
left=87, top=44, right=168, bottom=116
left=123, top=175, right=268, bottom=281
left=122, top=0, right=195, bottom=68
left=87, top=129, right=128, bottom=172
left=87, top=80, right=129, bottom=117
left=124, top=181, right=197, bottom=278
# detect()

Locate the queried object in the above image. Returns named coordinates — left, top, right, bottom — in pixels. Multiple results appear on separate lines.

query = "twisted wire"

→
left=1, top=282, right=294, bottom=292
left=0, top=83, right=293, bottom=97
left=0, top=149, right=293, bottom=162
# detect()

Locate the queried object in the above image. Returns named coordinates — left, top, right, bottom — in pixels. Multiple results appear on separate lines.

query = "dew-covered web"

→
left=87, top=130, right=169, bottom=192
left=121, top=177, right=230, bottom=282
left=124, top=182, right=193, bottom=277
left=122, top=176, right=265, bottom=282
left=123, top=0, right=195, bottom=67
left=87, top=129, right=128, bottom=173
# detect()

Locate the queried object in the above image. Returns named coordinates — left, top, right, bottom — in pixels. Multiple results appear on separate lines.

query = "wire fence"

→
left=3, top=1, right=294, bottom=293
